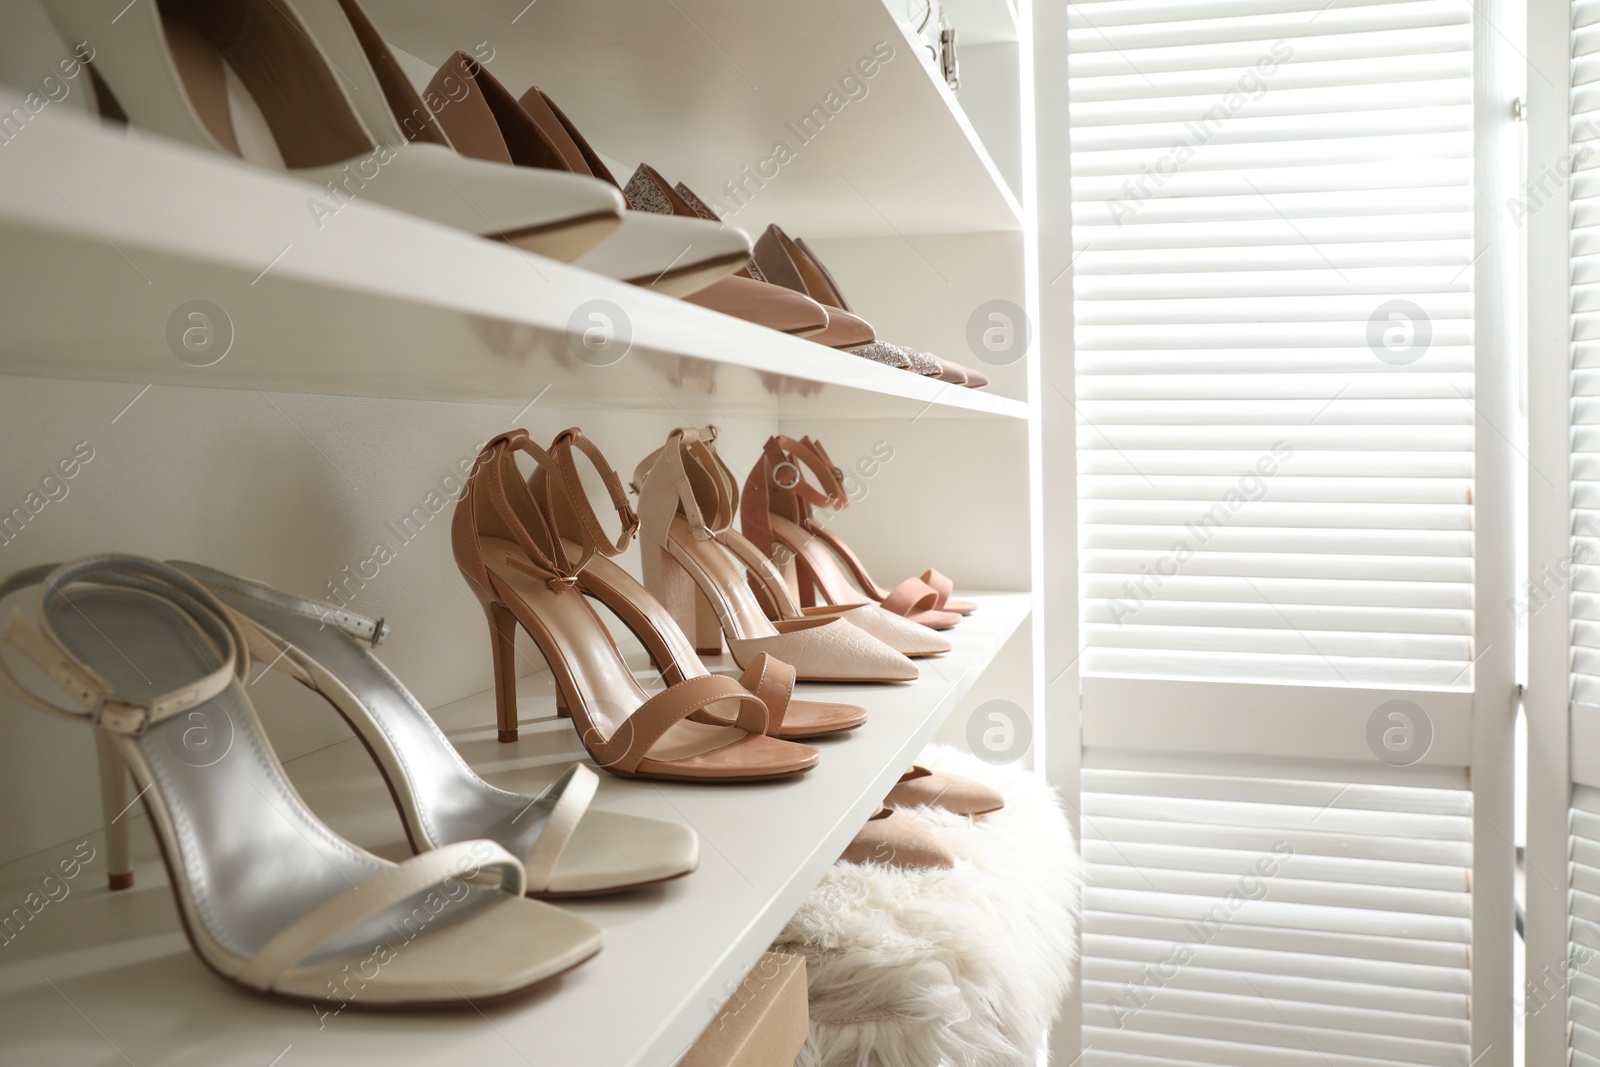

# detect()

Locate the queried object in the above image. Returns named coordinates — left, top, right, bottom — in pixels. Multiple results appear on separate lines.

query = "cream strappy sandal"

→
left=633, top=428, right=920, bottom=683
left=0, top=556, right=601, bottom=1006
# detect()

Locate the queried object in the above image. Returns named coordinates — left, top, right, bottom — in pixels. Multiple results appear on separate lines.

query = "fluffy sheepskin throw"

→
left=773, top=744, right=1080, bottom=1067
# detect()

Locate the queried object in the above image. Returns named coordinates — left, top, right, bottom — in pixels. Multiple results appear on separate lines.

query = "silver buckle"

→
left=370, top=617, right=389, bottom=647
left=689, top=523, right=716, bottom=542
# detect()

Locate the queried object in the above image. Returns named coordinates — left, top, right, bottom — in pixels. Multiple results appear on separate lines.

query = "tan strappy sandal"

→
left=454, top=430, right=819, bottom=782
left=741, top=435, right=975, bottom=630
left=632, top=428, right=920, bottom=683
left=530, top=428, right=867, bottom=740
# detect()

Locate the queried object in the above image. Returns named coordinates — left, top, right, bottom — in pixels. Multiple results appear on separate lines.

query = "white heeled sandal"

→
left=0, top=556, right=602, bottom=1006
left=172, top=560, right=701, bottom=897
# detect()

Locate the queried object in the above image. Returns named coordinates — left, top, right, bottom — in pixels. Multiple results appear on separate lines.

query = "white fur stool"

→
left=773, top=744, right=1081, bottom=1067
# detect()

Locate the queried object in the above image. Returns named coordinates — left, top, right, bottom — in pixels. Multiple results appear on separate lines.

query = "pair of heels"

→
left=749, top=226, right=991, bottom=388
left=43, top=0, right=748, bottom=295
left=0, top=555, right=698, bottom=1008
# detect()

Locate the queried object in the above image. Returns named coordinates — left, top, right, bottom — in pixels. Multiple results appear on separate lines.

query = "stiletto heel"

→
left=0, top=556, right=602, bottom=1003
left=94, top=732, right=133, bottom=891
left=454, top=430, right=820, bottom=782
left=485, top=599, right=522, bottom=743
left=177, top=560, right=700, bottom=896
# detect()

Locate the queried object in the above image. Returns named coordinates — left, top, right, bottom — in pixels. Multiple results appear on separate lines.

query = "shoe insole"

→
left=46, top=587, right=501, bottom=963
left=664, top=514, right=784, bottom=642
left=480, top=537, right=745, bottom=763
left=216, top=592, right=557, bottom=861
left=766, top=512, right=874, bottom=608
left=558, top=539, right=707, bottom=683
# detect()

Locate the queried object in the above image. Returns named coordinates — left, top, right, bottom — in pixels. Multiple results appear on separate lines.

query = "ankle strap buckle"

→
left=370, top=618, right=389, bottom=647
left=94, top=697, right=153, bottom=737
left=545, top=574, right=581, bottom=593
left=689, top=523, right=716, bottom=542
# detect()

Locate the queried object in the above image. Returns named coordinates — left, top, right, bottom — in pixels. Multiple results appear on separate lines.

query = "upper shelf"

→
left=0, top=104, right=1026, bottom=422
left=363, top=0, right=1023, bottom=238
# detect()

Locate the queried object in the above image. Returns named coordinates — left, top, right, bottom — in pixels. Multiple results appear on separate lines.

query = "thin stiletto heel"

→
left=94, top=732, right=133, bottom=891
left=485, top=599, right=522, bottom=743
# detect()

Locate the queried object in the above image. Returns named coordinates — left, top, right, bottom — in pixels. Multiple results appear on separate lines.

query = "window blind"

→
left=1068, top=0, right=1477, bottom=689
left=1574, top=0, right=1600, bottom=708
left=1572, top=8, right=1600, bottom=1057
left=1573, top=786, right=1600, bottom=1063
left=1080, top=766, right=1473, bottom=1066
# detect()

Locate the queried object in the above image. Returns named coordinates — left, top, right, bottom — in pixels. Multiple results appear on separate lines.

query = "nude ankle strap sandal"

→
left=741, top=434, right=975, bottom=630
left=454, top=429, right=820, bottom=781
left=173, top=561, right=701, bottom=897
left=632, top=427, right=919, bottom=683
left=0, top=556, right=602, bottom=1005
left=529, top=428, right=866, bottom=740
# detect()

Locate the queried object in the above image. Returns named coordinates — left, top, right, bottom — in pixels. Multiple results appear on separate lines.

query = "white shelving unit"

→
left=0, top=0, right=1044, bottom=1063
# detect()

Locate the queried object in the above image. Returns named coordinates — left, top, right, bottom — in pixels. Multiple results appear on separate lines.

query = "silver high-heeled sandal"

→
left=172, top=560, right=701, bottom=897
left=39, top=0, right=625, bottom=261
left=0, top=556, right=602, bottom=1005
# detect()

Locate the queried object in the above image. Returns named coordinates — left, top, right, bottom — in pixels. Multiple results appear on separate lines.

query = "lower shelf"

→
left=0, top=594, right=1030, bottom=1067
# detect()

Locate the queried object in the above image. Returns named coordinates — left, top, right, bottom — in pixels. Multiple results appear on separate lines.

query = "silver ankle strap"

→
left=170, top=560, right=388, bottom=647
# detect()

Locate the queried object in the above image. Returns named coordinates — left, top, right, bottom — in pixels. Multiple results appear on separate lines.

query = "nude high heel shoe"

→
left=40, top=0, right=624, bottom=259
left=632, top=428, right=919, bottom=683
left=453, top=429, right=820, bottom=781
left=0, top=557, right=602, bottom=1005
left=741, top=434, right=974, bottom=629
left=527, top=427, right=867, bottom=740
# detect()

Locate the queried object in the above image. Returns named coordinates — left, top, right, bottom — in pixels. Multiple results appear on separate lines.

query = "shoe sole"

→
left=135, top=790, right=601, bottom=1011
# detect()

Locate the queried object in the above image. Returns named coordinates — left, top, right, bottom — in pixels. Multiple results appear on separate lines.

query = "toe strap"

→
left=689, top=653, right=796, bottom=736
left=737, top=653, right=797, bottom=736
left=237, top=841, right=524, bottom=991
left=523, top=764, right=599, bottom=892
left=585, top=675, right=767, bottom=774
left=879, top=576, right=941, bottom=619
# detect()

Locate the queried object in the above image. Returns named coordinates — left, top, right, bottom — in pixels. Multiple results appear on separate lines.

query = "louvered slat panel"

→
left=1069, top=0, right=1476, bottom=687
left=1081, top=767, right=1472, bottom=1067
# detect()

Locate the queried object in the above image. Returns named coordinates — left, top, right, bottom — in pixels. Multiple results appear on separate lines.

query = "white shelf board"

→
left=362, top=0, right=1023, bottom=238
left=0, top=593, right=1031, bottom=1067
left=0, top=104, right=1026, bottom=422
